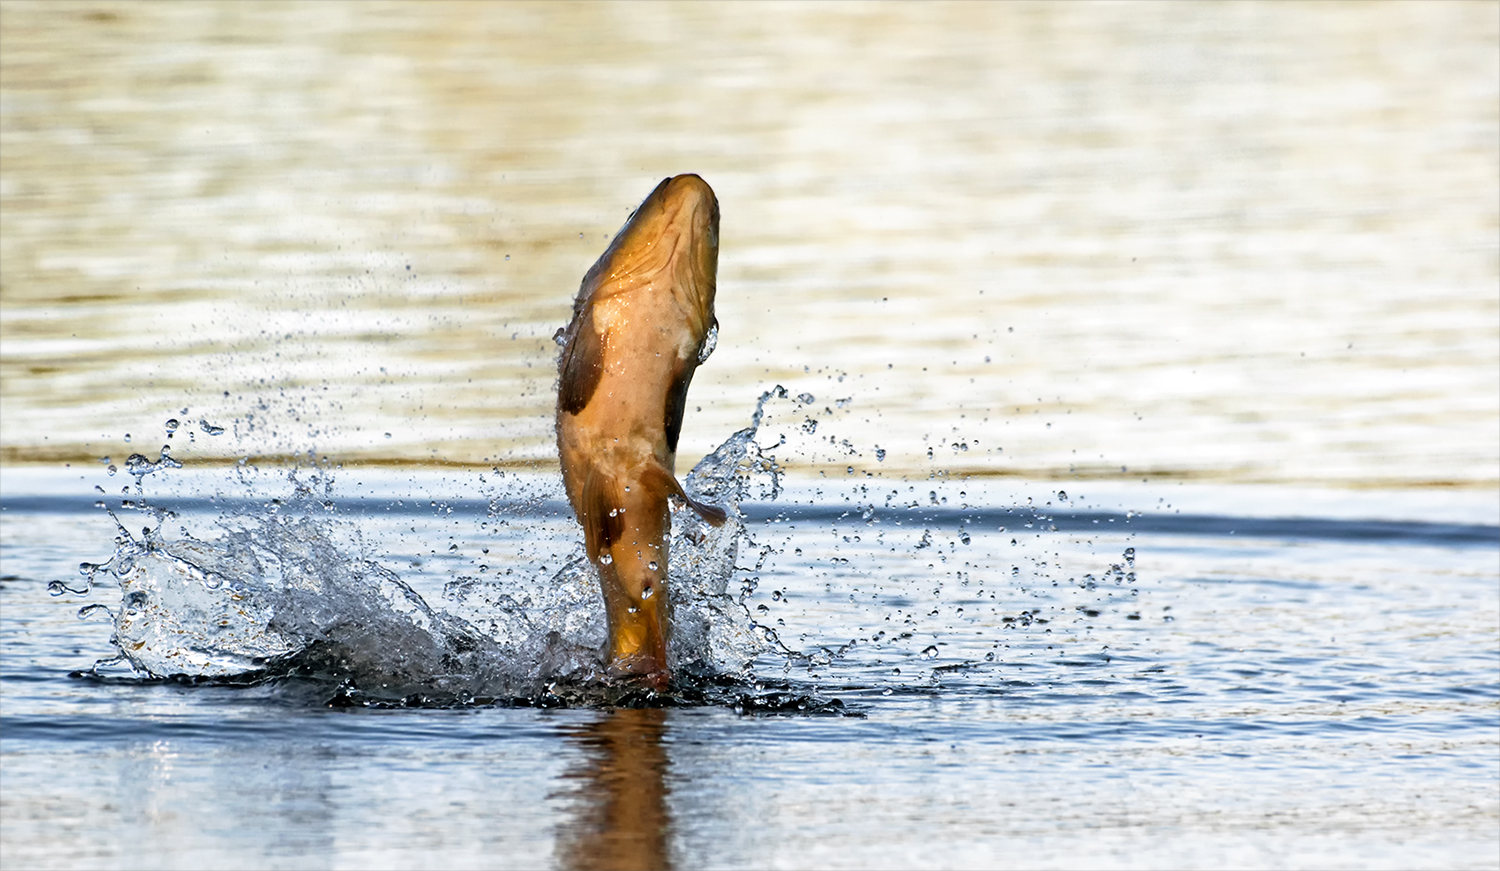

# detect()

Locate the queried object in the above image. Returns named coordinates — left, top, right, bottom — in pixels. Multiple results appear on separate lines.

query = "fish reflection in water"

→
left=557, top=708, right=671, bottom=871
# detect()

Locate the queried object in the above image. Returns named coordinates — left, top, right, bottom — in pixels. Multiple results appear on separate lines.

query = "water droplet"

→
left=106, top=465, right=117, bottom=476
left=627, top=606, right=639, bottom=614
left=448, top=544, right=459, bottom=552
left=1056, top=490, right=1068, bottom=502
left=920, top=645, right=939, bottom=659
left=756, top=604, right=769, bottom=615
left=984, top=651, right=996, bottom=662
left=124, top=591, right=148, bottom=614
left=875, top=447, right=886, bottom=462
left=641, top=585, right=654, bottom=600
left=802, top=418, right=818, bottom=434
left=199, top=419, right=225, bottom=436
left=647, top=561, right=659, bottom=571
left=797, top=392, right=815, bottom=404
left=123, top=434, right=131, bottom=443
left=771, top=590, right=783, bottom=602
left=697, top=320, right=718, bottom=364
left=164, top=418, right=180, bottom=432
left=599, top=553, right=613, bottom=565
left=553, top=326, right=567, bottom=347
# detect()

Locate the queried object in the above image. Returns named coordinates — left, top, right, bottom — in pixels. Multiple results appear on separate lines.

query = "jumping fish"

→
left=555, top=174, right=728, bottom=689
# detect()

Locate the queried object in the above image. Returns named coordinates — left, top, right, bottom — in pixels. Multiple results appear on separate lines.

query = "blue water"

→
left=2, top=464, right=1496, bottom=869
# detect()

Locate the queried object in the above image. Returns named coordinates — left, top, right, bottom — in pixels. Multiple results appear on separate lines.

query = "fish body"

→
left=555, top=174, right=727, bottom=688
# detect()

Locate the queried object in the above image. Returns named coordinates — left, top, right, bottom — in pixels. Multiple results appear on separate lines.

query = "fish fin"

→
left=558, top=303, right=604, bottom=415
left=579, top=468, right=624, bottom=561
left=664, top=360, right=695, bottom=455
left=641, top=462, right=728, bottom=528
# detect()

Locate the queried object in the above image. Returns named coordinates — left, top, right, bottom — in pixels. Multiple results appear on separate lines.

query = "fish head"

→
left=582, top=174, right=719, bottom=334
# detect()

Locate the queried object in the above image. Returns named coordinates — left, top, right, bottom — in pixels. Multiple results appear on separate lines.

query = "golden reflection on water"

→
left=557, top=708, right=671, bottom=871
left=1, top=2, right=1495, bottom=486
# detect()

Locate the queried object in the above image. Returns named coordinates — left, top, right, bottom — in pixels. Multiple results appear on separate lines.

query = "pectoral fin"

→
left=559, top=304, right=605, bottom=416
left=579, top=467, right=625, bottom=561
left=640, top=462, right=728, bottom=527
left=664, top=362, right=693, bottom=455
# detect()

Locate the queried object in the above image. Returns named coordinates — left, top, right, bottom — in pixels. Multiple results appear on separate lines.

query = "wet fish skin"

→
left=555, top=174, right=727, bottom=689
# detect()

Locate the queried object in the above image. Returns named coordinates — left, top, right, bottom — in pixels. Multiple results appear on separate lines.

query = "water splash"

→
left=67, top=391, right=837, bottom=711
left=124, top=445, right=182, bottom=487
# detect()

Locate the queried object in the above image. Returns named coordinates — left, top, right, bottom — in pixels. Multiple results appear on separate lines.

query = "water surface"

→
left=2, top=4, right=1497, bottom=869
left=3, top=455, right=1497, bottom=869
